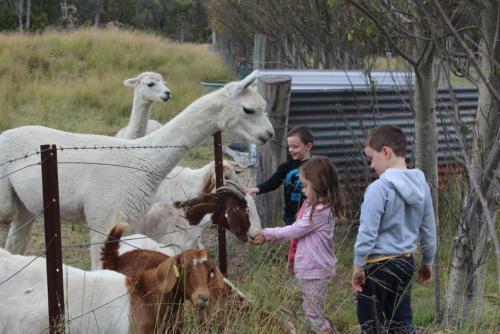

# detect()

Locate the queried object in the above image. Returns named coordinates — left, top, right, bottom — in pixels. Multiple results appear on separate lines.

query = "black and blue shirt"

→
left=256, top=159, right=308, bottom=222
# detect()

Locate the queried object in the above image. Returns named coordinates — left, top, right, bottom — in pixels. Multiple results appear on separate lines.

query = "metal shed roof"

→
left=256, top=69, right=414, bottom=91
left=256, top=69, right=477, bottom=178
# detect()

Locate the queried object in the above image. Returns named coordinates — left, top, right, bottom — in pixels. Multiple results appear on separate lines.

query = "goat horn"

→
left=217, top=180, right=246, bottom=199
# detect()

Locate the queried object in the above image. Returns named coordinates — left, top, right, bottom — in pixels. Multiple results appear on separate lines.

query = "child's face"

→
left=300, top=173, right=317, bottom=203
left=364, top=145, right=390, bottom=176
left=287, top=135, right=312, bottom=161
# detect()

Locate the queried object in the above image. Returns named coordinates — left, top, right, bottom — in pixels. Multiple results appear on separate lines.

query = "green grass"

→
left=0, top=28, right=233, bottom=134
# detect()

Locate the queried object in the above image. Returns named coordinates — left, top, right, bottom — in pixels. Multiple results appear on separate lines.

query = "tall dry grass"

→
left=0, top=28, right=232, bottom=135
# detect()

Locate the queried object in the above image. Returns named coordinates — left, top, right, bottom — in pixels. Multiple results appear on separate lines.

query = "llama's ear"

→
left=156, top=255, right=180, bottom=294
left=230, top=70, right=258, bottom=97
left=124, top=77, right=139, bottom=87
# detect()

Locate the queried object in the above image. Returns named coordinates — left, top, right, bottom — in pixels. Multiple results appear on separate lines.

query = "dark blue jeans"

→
left=357, top=255, right=415, bottom=334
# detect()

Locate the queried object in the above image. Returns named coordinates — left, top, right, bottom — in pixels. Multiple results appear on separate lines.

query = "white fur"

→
left=115, top=72, right=170, bottom=139
left=0, top=71, right=273, bottom=269
left=0, top=248, right=130, bottom=333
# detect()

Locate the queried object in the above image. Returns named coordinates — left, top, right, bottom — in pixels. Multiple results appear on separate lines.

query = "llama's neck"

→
left=124, top=94, right=153, bottom=139
left=136, top=90, right=225, bottom=177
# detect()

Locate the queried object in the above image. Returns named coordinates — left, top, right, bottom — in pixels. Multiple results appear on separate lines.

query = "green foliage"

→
left=0, top=5, right=18, bottom=31
left=0, top=28, right=232, bottom=134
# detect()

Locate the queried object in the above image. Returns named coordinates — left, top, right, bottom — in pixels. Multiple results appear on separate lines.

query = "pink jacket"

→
left=263, top=202, right=336, bottom=279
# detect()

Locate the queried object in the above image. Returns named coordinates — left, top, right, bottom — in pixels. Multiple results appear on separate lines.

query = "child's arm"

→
left=252, top=163, right=288, bottom=194
left=262, top=207, right=324, bottom=242
left=418, top=189, right=436, bottom=285
left=419, top=191, right=437, bottom=266
left=353, top=183, right=386, bottom=266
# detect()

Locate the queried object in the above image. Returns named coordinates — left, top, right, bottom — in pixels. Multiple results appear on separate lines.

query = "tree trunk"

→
left=25, top=0, right=30, bottom=30
left=443, top=0, right=500, bottom=326
left=255, top=75, right=292, bottom=227
left=94, top=0, right=103, bottom=27
left=413, top=38, right=441, bottom=320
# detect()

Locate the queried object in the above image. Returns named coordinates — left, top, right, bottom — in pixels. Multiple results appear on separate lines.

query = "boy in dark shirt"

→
left=246, top=126, right=314, bottom=225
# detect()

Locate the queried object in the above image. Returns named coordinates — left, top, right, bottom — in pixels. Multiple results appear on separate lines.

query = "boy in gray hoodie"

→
left=351, top=125, right=437, bottom=334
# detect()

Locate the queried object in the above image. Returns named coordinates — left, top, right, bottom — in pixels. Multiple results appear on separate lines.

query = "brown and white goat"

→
left=101, top=223, right=220, bottom=333
left=101, top=224, right=296, bottom=333
left=0, top=243, right=212, bottom=334
left=130, top=182, right=252, bottom=252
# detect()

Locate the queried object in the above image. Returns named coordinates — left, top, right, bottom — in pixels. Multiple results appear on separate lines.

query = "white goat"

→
left=0, top=71, right=274, bottom=269
left=115, top=71, right=171, bottom=139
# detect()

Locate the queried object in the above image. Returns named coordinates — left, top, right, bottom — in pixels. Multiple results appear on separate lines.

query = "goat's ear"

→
left=230, top=70, right=258, bottom=97
left=208, top=258, right=225, bottom=290
left=124, top=77, right=140, bottom=87
left=174, top=200, right=187, bottom=209
left=156, top=256, right=179, bottom=294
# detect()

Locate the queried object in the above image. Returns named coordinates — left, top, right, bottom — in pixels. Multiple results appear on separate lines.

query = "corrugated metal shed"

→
left=257, top=69, right=414, bottom=91
left=257, top=70, right=477, bottom=174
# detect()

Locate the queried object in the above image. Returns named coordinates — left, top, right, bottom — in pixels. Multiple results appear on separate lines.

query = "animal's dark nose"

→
left=198, top=294, right=209, bottom=305
left=162, top=91, right=170, bottom=101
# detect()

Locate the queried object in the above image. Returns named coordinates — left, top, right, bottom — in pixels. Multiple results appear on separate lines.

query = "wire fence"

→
left=0, top=142, right=267, bottom=331
left=0, top=136, right=495, bottom=332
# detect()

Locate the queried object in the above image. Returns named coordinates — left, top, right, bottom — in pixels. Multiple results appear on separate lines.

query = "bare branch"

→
left=348, top=0, right=417, bottom=66
left=433, top=0, right=500, bottom=104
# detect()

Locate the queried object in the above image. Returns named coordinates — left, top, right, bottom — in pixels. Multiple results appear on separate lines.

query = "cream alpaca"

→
left=115, top=71, right=170, bottom=139
left=0, top=72, right=273, bottom=269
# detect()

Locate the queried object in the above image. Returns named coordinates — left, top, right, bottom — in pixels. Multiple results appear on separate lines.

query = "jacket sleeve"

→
left=354, top=182, right=386, bottom=266
left=262, top=207, right=324, bottom=241
left=256, top=162, right=288, bottom=194
left=419, top=187, right=437, bottom=266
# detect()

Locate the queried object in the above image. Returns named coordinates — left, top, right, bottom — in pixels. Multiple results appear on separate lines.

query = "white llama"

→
left=115, top=71, right=170, bottom=139
left=0, top=71, right=273, bottom=269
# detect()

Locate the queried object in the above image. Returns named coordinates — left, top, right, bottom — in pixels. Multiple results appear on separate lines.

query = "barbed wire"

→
left=0, top=147, right=51, bottom=167
left=0, top=142, right=216, bottom=168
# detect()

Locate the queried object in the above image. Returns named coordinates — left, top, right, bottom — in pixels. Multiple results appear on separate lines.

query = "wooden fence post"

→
left=255, top=75, right=292, bottom=226
left=213, top=132, right=227, bottom=275
left=41, top=144, right=65, bottom=333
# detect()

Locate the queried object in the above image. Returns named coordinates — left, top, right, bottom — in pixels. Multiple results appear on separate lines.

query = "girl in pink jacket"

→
left=253, top=156, right=346, bottom=334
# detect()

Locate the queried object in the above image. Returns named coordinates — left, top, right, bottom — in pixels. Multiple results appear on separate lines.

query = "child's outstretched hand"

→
left=418, top=265, right=433, bottom=284
left=245, top=187, right=260, bottom=195
left=251, top=230, right=266, bottom=245
left=351, top=265, right=365, bottom=292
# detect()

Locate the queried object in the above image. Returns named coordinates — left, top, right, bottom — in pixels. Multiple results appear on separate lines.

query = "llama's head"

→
left=219, top=72, right=274, bottom=145
left=124, top=71, right=171, bottom=102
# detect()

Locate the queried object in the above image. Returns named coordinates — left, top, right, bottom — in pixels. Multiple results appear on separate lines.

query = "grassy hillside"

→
left=0, top=28, right=232, bottom=135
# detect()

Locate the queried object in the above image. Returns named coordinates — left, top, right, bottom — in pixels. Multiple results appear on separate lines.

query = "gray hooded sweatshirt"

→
left=354, top=168, right=437, bottom=266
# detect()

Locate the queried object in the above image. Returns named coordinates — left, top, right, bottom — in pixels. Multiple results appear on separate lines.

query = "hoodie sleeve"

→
left=354, top=182, right=386, bottom=266
left=262, top=206, right=324, bottom=241
left=419, top=188, right=437, bottom=266
left=256, top=162, right=288, bottom=194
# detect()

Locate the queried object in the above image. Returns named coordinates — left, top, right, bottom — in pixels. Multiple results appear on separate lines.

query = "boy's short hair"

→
left=287, top=126, right=314, bottom=145
left=364, top=125, right=407, bottom=157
